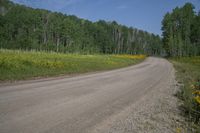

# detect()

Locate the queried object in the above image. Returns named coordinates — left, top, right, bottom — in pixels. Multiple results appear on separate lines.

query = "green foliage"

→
left=162, top=3, right=200, bottom=57
left=0, top=0, right=163, bottom=55
left=171, top=57, right=200, bottom=131
left=0, top=49, right=144, bottom=81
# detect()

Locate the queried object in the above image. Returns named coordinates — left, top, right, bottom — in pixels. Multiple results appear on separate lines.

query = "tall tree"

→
left=162, top=3, right=199, bottom=57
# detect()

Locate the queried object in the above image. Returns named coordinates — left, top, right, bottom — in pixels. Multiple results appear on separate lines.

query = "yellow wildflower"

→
left=114, top=54, right=146, bottom=59
left=194, top=96, right=200, bottom=104
left=176, top=127, right=181, bottom=133
left=192, top=90, right=200, bottom=95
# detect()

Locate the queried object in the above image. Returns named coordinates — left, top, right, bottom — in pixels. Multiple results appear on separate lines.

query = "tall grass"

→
left=171, top=57, right=200, bottom=131
left=0, top=49, right=145, bottom=81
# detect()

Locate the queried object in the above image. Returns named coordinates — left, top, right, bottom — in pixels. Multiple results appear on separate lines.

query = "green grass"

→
left=0, top=49, right=145, bottom=81
left=170, top=57, right=200, bottom=131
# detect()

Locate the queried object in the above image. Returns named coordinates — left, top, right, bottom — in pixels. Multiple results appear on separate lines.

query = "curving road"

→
left=0, top=57, right=174, bottom=133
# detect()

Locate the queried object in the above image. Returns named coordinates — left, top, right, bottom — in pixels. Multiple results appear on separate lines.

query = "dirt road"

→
left=0, top=57, right=179, bottom=133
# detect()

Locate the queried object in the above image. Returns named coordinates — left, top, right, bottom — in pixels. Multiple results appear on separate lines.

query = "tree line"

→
left=0, top=0, right=199, bottom=57
left=0, top=0, right=162, bottom=55
left=162, top=3, right=200, bottom=57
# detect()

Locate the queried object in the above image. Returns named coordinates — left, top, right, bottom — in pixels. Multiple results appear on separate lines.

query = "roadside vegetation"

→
left=162, top=3, right=200, bottom=131
left=171, top=57, right=200, bottom=131
left=0, top=49, right=145, bottom=81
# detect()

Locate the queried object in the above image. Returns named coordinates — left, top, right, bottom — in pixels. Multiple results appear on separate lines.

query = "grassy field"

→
left=171, top=57, right=200, bottom=131
left=0, top=49, right=145, bottom=81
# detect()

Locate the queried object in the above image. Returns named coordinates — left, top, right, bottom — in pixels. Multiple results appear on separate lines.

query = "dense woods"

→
left=162, top=3, right=200, bottom=57
left=0, top=0, right=162, bottom=55
left=0, top=0, right=199, bottom=57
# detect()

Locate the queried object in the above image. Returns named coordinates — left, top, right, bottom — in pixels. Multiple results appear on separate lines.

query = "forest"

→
left=0, top=0, right=199, bottom=57
left=0, top=0, right=162, bottom=55
left=162, top=3, right=200, bottom=57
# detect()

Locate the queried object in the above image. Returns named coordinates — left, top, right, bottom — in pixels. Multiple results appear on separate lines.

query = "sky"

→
left=11, top=0, right=200, bottom=36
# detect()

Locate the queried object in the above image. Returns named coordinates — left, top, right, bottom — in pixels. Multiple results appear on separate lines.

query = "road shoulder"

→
left=90, top=63, right=188, bottom=133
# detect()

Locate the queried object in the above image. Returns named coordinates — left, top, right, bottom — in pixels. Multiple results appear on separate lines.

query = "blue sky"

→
left=11, top=0, right=200, bottom=35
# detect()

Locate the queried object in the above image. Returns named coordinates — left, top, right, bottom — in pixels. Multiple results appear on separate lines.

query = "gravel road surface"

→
left=0, top=57, right=183, bottom=133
